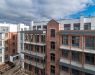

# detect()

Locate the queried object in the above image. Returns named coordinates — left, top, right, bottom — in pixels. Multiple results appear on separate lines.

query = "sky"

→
left=0, top=0, right=95, bottom=24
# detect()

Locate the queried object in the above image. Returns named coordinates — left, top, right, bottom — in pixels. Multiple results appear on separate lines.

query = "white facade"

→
left=59, top=16, right=95, bottom=30
left=30, top=16, right=95, bottom=31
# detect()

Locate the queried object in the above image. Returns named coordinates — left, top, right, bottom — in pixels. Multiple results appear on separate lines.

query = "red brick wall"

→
left=5, top=32, right=17, bottom=58
left=46, top=19, right=60, bottom=75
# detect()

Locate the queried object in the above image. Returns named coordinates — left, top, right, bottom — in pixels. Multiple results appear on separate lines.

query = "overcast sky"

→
left=0, top=0, right=95, bottom=24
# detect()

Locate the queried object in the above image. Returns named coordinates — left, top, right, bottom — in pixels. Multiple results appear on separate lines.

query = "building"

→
left=0, top=22, right=29, bottom=65
left=20, top=16, right=95, bottom=75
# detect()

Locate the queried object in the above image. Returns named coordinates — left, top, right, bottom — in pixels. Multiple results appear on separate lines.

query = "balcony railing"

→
left=24, top=41, right=46, bottom=46
left=71, top=61, right=82, bottom=68
left=23, top=50, right=45, bottom=59
left=84, top=64, right=95, bottom=71
left=60, top=57, right=70, bottom=64
left=60, top=45, right=70, bottom=50
left=24, top=59, right=45, bottom=69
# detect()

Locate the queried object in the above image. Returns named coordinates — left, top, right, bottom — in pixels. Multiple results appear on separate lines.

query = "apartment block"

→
left=0, top=23, right=29, bottom=65
left=20, top=16, right=95, bottom=75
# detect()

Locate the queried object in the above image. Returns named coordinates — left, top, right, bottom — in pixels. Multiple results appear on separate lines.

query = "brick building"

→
left=20, top=16, right=95, bottom=75
left=0, top=23, right=29, bottom=65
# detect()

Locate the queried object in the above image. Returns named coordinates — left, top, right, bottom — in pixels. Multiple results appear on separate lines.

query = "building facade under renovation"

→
left=19, top=16, right=95, bottom=75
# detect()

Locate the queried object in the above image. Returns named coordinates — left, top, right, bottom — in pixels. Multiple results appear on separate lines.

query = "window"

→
left=50, top=29, right=55, bottom=37
left=5, top=47, right=8, bottom=51
left=13, top=36, right=15, bottom=40
left=85, top=73, right=93, bottom=75
left=72, top=69, right=79, bottom=75
left=72, top=36, right=80, bottom=47
left=62, top=35, right=68, bottom=45
left=85, top=53, right=94, bottom=65
left=62, top=50, right=68, bottom=58
left=51, top=53, right=55, bottom=62
left=85, top=36, right=95, bottom=50
left=30, top=34, right=33, bottom=42
left=24, top=28, right=27, bottom=31
left=35, top=46, right=39, bottom=52
left=41, top=35, right=45, bottom=43
left=51, top=42, right=55, bottom=50
left=51, top=65, right=55, bottom=74
left=35, top=58, right=39, bottom=62
left=84, top=23, right=91, bottom=30
left=35, top=35, right=39, bottom=42
left=43, top=25, right=47, bottom=30
left=35, top=67, right=39, bottom=74
left=24, top=63, right=28, bottom=70
left=72, top=51, right=80, bottom=62
left=13, top=49, right=15, bottom=53
left=74, top=23, right=80, bottom=30
left=37, top=26, right=41, bottom=30
left=64, top=24, right=71, bottom=30
left=61, top=66, right=68, bottom=72
left=13, top=42, right=15, bottom=46
left=41, top=46, right=45, bottom=53
left=33, top=26, right=36, bottom=30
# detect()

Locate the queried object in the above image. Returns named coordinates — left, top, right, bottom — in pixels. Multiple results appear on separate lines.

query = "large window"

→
left=85, top=53, right=94, bottom=65
left=37, top=26, right=41, bottom=30
left=51, top=42, right=55, bottom=50
left=84, top=23, right=91, bottom=30
left=41, top=35, right=45, bottom=43
left=41, top=46, right=45, bottom=53
left=74, top=23, right=80, bottom=30
left=62, top=50, right=68, bottom=58
left=35, top=35, right=39, bottom=42
left=72, top=51, right=80, bottom=62
left=72, top=36, right=80, bottom=47
left=50, top=53, right=55, bottom=62
left=51, top=65, right=55, bottom=74
left=72, top=69, right=79, bottom=75
left=85, top=73, right=93, bottom=75
left=62, top=35, right=68, bottom=45
left=35, top=67, right=39, bottom=74
left=50, top=29, right=55, bottom=37
left=61, top=66, right=68, bottom=72
left=33, top=26, right=36, bottom=30
left=85, top=36, right=95, bottom=50
left=64, top=24, right=71, bottom=30
left=35, top=46, right=39, bottom=52
left=43, top=25, right=47, bottom=30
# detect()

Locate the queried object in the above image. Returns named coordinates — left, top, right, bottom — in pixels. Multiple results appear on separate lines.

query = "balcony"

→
left=60, top=58, right=83, bottom=71
left=23, top=50, right=45, bottom=59
left=84, top=64, right=95, bottom=72
left=60, top=57, right=70, bottom=65
left=24, top=59, right=45, bottom=69
left=71, top=46, right=83, bottom=52
left=60, top=70, right=69, bottom=75
left=60, top=45, right=83, bottom=52
left=24, top=41, right=46, bottom=46
left=71, top=61, right=82, bottom=68
left=84, top=49, right=95, bottom=54
left=60, top=45, right=70, bottom=50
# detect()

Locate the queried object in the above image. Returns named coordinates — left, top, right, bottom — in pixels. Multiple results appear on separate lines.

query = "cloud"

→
left=0, top=0, right=94, bottom=24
